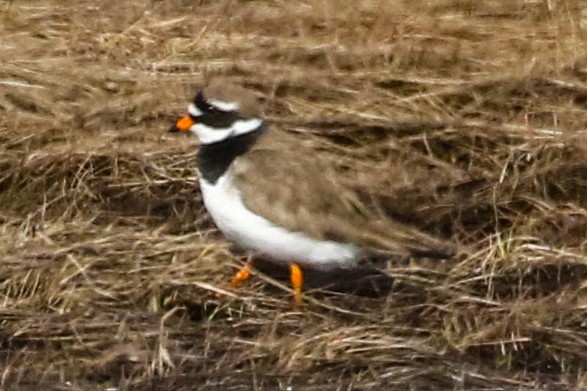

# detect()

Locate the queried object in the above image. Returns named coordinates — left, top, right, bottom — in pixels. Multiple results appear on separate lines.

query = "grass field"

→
left=2, top=0, right=587, bottom=389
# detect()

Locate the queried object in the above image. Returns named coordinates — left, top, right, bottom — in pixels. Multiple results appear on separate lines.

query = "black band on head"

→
left=192, top=90, right=241, bottom=127
left=199, top=111, right=240, bottom=128
left=194, top=91, right=211, bottom=113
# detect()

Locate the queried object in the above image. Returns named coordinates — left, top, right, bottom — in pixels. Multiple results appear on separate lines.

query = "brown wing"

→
left=231, top=132, right=455, bottom=258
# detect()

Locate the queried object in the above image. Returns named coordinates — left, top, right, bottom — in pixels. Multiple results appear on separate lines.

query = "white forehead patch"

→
left=187, top=103, right=202, bottom=117
left=191, top=117, right=264, bottom=144
left=208, top=99, right=240, bottom=112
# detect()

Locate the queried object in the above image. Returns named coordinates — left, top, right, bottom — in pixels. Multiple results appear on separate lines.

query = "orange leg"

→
left=231, top=257, right=253, bottom=289
left=290, top=263, right=303, bottom=305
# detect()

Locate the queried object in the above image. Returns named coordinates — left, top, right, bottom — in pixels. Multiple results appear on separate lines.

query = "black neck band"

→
left=197, top=124, right=265, bottom=184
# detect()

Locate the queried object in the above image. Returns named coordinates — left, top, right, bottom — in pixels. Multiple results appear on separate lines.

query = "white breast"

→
left=199, top=173, right=360, bottom=268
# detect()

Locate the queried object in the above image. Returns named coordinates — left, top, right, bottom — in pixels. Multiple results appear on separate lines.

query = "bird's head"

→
left=169, top=80, right=264, bottom=145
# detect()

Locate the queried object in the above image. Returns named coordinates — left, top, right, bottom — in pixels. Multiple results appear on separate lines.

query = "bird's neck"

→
left=197, top=123, right=266, bottom=184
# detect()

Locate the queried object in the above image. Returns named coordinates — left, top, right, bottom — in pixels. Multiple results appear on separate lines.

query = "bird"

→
left=169, top=79, right=455, bottom=304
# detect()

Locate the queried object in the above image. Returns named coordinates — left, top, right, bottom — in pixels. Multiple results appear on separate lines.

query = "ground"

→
left=1, top=0, right=587, bottom=390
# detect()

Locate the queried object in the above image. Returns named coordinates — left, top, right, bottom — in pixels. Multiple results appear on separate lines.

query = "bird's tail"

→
left=365, top=219, right=457, bottom=260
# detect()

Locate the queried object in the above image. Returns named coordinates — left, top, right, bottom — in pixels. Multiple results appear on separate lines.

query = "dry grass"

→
left=2, top=0, right=587, bottom=389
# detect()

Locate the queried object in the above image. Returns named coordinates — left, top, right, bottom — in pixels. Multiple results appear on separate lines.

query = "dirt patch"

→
left=1, top=0, right=587, bottom=389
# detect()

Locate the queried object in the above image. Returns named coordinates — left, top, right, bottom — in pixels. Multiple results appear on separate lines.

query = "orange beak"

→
left=169, top=115, right=194, bottom=133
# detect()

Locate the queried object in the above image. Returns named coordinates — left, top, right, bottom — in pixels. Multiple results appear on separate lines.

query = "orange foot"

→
left=290, top=263, right=303, bottom=306
left=231, top=258, right=253, bottom=289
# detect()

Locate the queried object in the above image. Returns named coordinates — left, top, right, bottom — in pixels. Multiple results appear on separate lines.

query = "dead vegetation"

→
left=1, top=0, right=587, bottom=389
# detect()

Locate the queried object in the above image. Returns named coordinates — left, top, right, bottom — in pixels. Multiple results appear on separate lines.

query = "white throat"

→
left=191, top=118, right=264, bottom=144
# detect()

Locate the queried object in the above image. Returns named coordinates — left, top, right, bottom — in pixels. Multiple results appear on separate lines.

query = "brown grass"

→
left=2, top=0, right=587, bottom=389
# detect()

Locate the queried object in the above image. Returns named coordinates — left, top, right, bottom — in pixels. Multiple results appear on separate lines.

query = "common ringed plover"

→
left=170, top=79, right=455, bottom=304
